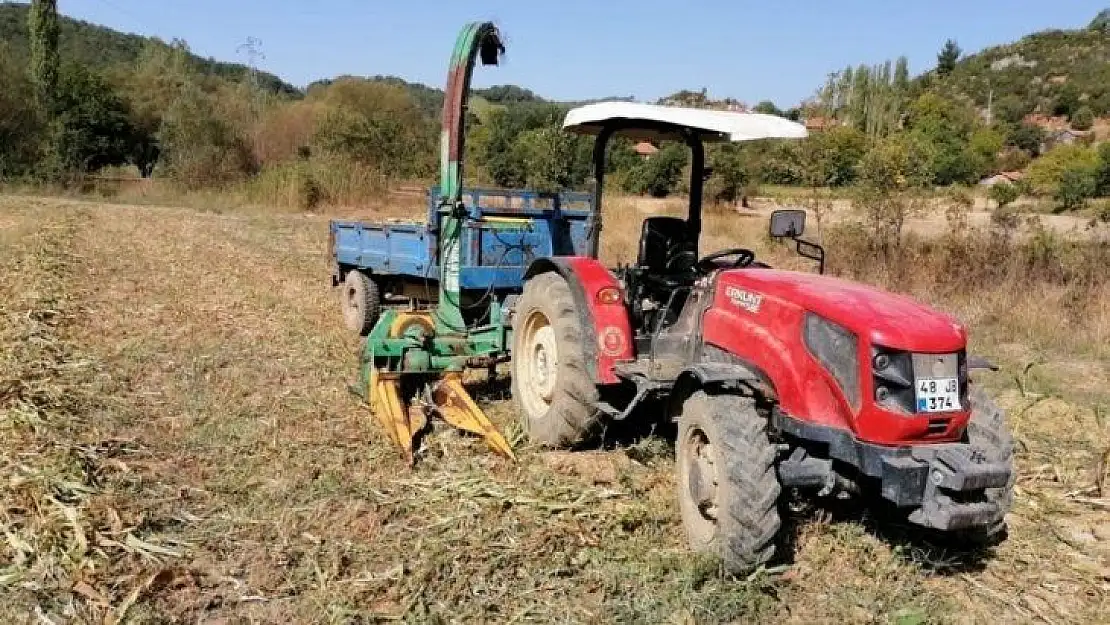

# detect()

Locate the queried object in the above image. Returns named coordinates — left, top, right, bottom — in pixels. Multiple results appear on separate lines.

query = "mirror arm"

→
left=795, top=238, right=825, bottom=274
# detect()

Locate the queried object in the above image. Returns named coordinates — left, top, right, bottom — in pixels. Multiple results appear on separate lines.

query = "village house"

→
left=633, top=141, right=658, bottom=159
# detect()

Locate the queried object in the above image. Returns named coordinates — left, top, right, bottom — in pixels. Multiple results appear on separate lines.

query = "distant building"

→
left=803, top=116, right=837, bottom=132
left=979, top=171, right=1025, bottom=187
left=1043, top=128, right=1089, bottom=150
left=1023, top=113, right=1069, bottom=132
left=634, top=142, right=659, bottom=158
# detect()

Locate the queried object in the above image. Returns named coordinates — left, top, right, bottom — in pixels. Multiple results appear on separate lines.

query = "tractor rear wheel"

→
left=677, top=390, right=781, bottom=574
left=960, top=385, right=1015, bottom=543
left=342, top=270, right=380, bottom=335
left=511, top=272, right=601, bottom=447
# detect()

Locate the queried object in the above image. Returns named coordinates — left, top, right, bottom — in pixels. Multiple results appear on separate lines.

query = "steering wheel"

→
left=697, top=248, right=756, bottom=272
left=664, top=243, right=699, bottom=273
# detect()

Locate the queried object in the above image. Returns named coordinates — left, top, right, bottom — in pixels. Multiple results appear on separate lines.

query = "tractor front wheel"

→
left=511, top=272, right=601, bottom=448
left=677, top=390, right=781, bottom=574
left=342, top=270, right=381, bottom=335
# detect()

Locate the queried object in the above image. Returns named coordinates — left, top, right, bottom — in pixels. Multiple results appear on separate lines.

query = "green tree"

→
left=854, top=134, right=934, bottom=252
left=1052, top=83, right=1081, bottom=118
left=625, top=143, right=687, bottom=197
left=801, top=125, right=868, bottom=187
left=1095, top=142, right=1110, bottom=197
left=706, top=143, right=748, bottom=204
left=936, top=39, right=961, bottom=76
left=513, top=125, right=582, bottom=192
left=0, top=45, right=43, bottom=177
left=858, top=134, right=935, bottom=191
left=158, top=83, right=256, bottom=187
left=756, top=140, right=805, bottom=186
left=893, top=56, right=910, bottom=91
left=1007, top=123, right=1045, bottom=155
left=816, top=59, right=907, bottom=138
left=904, top=93, right=984, bottom=185
left=1055, top=167, right=1097, bottom=210
left=1090, top=8, right=1110, bottom=32
left=118, top=40, right=195, bottom=176
left=969, top=127, right=1004, bottom=169
left=27, top=0, right=59, bottom=110
left=311, top=79, right=436, bottom=179
left=1070, top=105, right=1095, bottom=131
left=988, top=182, right=1020, bottom=208
left=753, top=100, right=782, bottom=116
left=44, top=64, right=136, bottom=175
left=1026, top=143, right=1099, bottom=196
left=993, top=95, right=1031, bottom=126
left=995, top=148, right=1032, bottom=173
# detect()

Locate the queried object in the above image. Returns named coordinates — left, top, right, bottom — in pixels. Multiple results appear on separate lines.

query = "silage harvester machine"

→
left=329, top=22, right=592, bottom=463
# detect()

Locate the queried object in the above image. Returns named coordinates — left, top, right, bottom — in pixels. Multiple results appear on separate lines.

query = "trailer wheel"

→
left=342, top=270, right=380, bottom=335
left=677, top=390, right=780, bottom=574
left=959, top=385, right=1016, bottom=543
left=511, top=272, right=601, bottom=447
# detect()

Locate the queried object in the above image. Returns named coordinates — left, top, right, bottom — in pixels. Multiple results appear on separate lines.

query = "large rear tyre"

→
left=959, top=385, right=1016, bottom=543
left=342, top=270, right=380, bottom=335
left=677, top=390, right=781, bottom=575
left=511, top=272, right=601, bottom=448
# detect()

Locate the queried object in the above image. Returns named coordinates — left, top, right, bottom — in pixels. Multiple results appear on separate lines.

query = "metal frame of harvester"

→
left=358, top=22, right=518, bottom=463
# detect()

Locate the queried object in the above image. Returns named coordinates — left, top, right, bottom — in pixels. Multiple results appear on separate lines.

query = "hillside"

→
left=932, top=21, right=1110, bottom=123
left=0, top=1, right=299, bottom=95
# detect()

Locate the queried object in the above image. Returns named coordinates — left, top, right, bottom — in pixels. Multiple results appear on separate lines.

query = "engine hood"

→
left=720, top=269, right=967, bottom=352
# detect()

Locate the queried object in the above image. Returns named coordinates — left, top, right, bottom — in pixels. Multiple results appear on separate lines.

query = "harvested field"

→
left=1, top=194, right=1108, bottom=623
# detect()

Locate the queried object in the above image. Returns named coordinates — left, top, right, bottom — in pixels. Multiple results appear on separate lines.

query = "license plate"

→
left=916, top=378, right=959, bottom=413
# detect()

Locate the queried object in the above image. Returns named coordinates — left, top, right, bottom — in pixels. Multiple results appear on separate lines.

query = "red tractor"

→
left=511, top=102, right=1015, bottom=573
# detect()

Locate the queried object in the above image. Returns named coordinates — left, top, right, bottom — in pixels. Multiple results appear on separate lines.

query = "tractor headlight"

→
left=871, top=345, right=915, bottom=414
left=803, top=313, right=860, bottom=411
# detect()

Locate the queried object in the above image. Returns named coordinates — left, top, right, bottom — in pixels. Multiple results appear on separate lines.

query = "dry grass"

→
left=1, top=193, right=1107, bottom=623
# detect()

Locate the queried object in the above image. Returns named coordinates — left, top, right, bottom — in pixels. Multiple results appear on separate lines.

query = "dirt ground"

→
left=1, top=195, right=1107, bottom=624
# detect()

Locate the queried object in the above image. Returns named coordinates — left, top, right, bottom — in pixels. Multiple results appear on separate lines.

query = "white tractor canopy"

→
left=563, top=101, right=808, bottom=143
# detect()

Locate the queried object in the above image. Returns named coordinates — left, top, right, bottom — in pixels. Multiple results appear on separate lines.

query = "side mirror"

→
left=769, top=209, right=806, bottom=238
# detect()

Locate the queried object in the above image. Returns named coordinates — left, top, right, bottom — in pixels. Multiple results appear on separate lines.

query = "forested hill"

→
left=0, top=1, right=299, bottom=95
left=307, top=77, right=551, bottom=118
left=924, top=15, right=1110, bottom=124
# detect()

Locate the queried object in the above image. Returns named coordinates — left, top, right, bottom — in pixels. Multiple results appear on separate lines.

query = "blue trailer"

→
left=329, top=186, right=596, bottom=334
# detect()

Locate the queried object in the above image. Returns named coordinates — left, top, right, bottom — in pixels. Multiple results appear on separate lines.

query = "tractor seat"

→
left=638, top=216, right=696, bottom=275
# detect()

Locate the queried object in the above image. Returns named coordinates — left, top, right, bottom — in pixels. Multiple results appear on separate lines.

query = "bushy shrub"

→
left=310, top=79, right=436, bottom=179
left=158, top=84, right=256, bottom=188
left=988, top=181, right=1020, bottom=208
left=1054, top=167, right=1097, bottom=210
left=1026, top=143, right=1099, bottom=196
left=624, top=143, right=688, bottom=197
left=0, top=45, right=43, bottom=178
left=1070, top=105, right=1095, bottom=131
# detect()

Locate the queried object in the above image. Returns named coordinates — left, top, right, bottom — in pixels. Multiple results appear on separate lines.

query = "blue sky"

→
left=59, top=0, right=1106, bottom=106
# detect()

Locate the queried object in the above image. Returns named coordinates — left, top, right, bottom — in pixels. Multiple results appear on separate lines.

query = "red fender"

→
left=523, top=257, right=633, bottom=385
